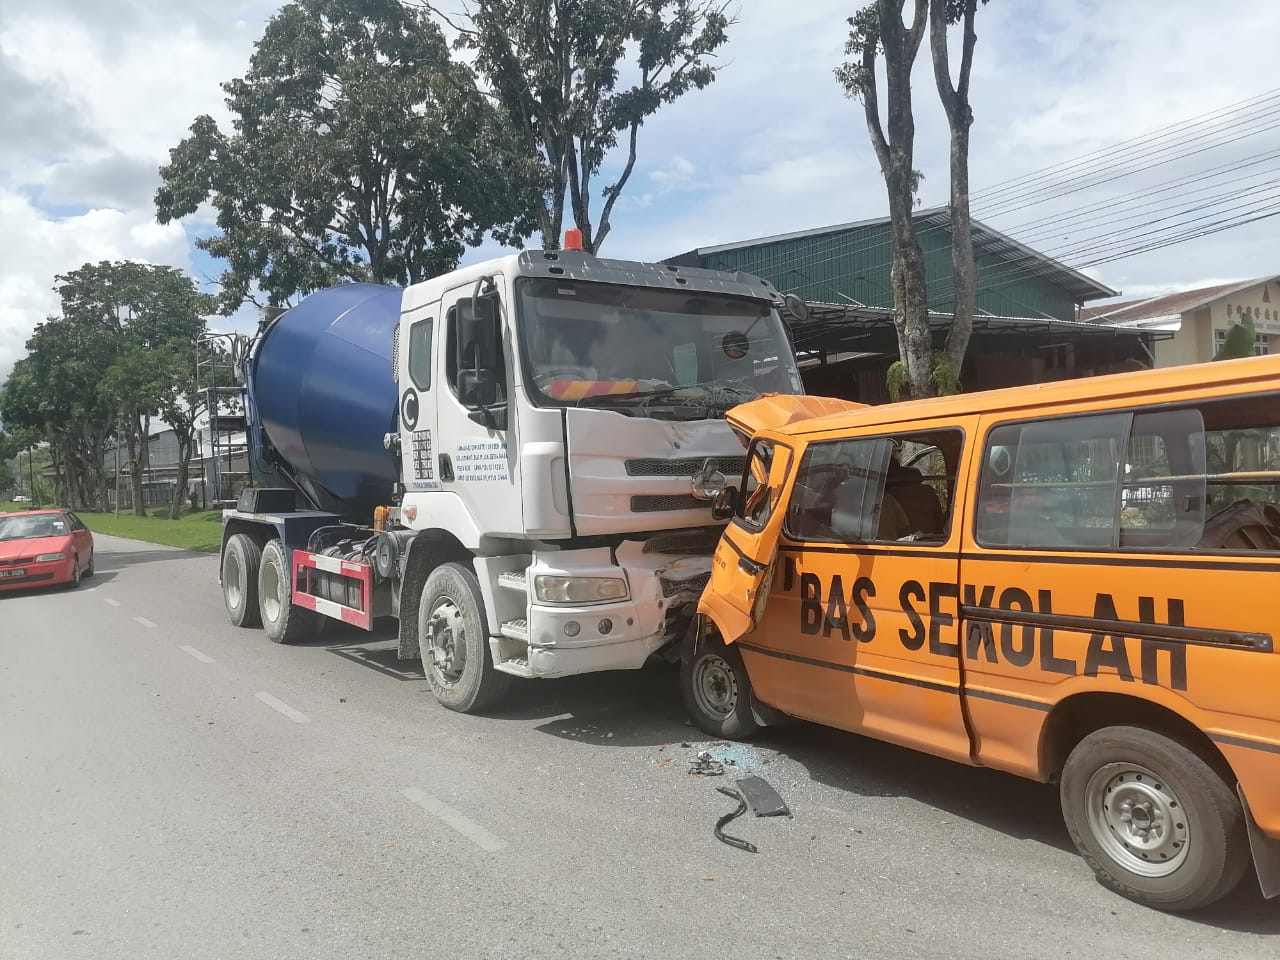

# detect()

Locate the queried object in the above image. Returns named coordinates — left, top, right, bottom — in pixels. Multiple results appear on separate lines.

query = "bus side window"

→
left=1122, top=408, right=1206, bottom=549
left=977, top=413, right=1128, bottom=550
left=1191, top=391, right=1280, bottom=551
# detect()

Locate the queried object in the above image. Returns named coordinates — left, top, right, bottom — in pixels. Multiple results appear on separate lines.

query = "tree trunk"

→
left=170, top=432, right=192, bottom=520
left=129, top=419, right=146, bottom=517
left=932, top=0, right=979, bottom=394
left=941, top=118, right=974, bottom=388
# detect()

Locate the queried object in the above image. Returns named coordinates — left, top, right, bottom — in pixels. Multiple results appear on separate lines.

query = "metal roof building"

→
left=666, top=209, right=1156, bottom=401
left=666, top=206, right=1118, bottom=321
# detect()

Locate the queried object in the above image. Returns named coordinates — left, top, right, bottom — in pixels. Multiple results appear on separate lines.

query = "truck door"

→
left=438, top=279, right=523, bottom=537
left=398, top=279, right=523, bottom=538
left=699, top=435, right=798, bottom=644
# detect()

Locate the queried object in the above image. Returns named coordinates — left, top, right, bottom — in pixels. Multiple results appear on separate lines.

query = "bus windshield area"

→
left=516, top=279, right=803, bottom=417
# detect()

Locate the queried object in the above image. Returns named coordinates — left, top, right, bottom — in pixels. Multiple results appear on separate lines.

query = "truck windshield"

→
left=517, top=278, right=802, bottom=415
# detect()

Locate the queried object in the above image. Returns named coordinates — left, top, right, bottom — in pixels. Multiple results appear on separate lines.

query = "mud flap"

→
left=1239, top=785, right=1280, bottom=899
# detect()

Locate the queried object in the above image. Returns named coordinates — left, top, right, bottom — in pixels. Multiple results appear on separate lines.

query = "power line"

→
left=970, top=86, right=1280, bottom=202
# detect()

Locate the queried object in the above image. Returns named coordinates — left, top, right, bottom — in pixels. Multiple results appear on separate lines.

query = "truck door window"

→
left=736, top=440, right=784, bottom=530
left=407, top=318, right=433, bottom=391
left=785, top=428, right=963, bottom=544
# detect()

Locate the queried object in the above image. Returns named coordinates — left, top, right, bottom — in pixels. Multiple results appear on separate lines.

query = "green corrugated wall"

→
left=691, top=221, right=1077, bottom=321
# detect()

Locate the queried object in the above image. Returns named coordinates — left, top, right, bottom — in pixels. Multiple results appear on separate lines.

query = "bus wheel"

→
left=1060, top=725, right=1250, bottom=911
left=681, top=630, right=760, bottom=740
left=418, top=563, right=511, bottom=714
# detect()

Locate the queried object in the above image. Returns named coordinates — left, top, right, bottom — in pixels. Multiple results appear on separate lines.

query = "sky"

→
left=2, top=0, right=1279, bottom=385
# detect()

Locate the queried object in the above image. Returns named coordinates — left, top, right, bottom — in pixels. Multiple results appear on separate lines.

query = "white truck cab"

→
left=391, top=244, right=804, bottom=702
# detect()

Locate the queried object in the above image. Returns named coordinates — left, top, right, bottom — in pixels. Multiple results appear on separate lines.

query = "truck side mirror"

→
left=456, top=297, right=499, bottom=377
left=458, top=368, right=498, bottom=408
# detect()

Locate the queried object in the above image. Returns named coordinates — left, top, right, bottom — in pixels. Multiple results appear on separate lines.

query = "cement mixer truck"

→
left=217, top=238, right=806, bottom=712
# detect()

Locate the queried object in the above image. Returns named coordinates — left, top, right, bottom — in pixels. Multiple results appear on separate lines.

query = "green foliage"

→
left=448, top=0, right=733, bottom=252
left=0, top=457, right=13, bottom=494
left=886, top=360, right=911, bottom=402
left=157, top=0, right=536, bottom=312
left=1213, top=315, right=1257, bottom=360
left=833, top=5, right=880, bottom=101
left=930, top=354, right=960, bottom=395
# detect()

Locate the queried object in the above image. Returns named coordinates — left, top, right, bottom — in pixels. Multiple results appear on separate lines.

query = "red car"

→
left=0, top=509, right=95, bottom=592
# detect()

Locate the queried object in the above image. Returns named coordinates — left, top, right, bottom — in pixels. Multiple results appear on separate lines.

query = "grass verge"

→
left=2, top=501, right=222, bottom=552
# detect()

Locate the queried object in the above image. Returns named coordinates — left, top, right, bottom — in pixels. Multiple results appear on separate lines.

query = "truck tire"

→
left=1060, top=725, right=1250, bottom=911
left=418, top=562, right=512, bottom=714
left=259, top=539, right=317, bottom=644
left=222, top=533, right=262, bottom=628
left=681, top=629, right=760, bottom=740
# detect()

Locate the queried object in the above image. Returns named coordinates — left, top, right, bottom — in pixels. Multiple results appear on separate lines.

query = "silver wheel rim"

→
left=425, top=595, right=468, bottom=687
left=1084, top=762, right=1190, bottom=878
left=692, top=654, right=737, bottom=720
left=225, top=551, right=242, bottom=608
left=261, top=556, right=282, bottom=623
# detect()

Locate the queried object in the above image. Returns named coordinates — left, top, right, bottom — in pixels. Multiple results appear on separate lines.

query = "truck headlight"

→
left=533, top=575, right=628, bottom=605
left=36, top=553, right=66, bottom=562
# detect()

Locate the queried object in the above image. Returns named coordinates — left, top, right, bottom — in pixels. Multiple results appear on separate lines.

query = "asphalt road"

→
left=1, top=535, right=1276, bottom=960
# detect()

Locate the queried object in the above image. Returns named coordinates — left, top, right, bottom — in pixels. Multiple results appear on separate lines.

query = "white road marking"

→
left=133, top=616, right=157, bottom=629
left=400, top=787, right=508, bottom=853
left=104, top=598, right=120, bottom=607
left=181, top=645, right=214, bottom=664
left=255, top=691, right=310, bottom=724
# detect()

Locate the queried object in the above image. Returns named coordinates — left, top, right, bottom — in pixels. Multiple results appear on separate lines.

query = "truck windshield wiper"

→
left=576, top=380, right=758, bottom=410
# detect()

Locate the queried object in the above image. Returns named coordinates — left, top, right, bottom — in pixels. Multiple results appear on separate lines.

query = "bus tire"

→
left=681, top=633, right=760, bottom=740
left=418, top=563, right=511, bottom=714
left=1060, top=725, right=1250, bottom=911
left=222, top=534, right=261, bottom=628
left=259, top=539, right=317, bottom=644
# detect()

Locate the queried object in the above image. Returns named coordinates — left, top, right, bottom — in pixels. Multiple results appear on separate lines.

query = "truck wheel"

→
left=681, top=629, right=760, bottom=740
left=1060, top=725, right=1250, bottom=911
left=222, top=533, right=261, bottom=628
left=418, top=562, right=512, bottom=713
left=259, top=539, right=317, bottom=644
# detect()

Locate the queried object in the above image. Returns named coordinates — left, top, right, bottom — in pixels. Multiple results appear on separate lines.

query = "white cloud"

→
left=0, top=190, right=190, bottom=381
left=650, top=155, right=696, bottom=189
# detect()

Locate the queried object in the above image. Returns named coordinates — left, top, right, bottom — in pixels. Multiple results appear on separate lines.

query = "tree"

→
left=63, top=262, right=211, bottom=516
left=436, top=0, right=733, bottom=253
left=2, top=324, right=115, bottom=510
left=0, top=457, right=13, bottom=497
left=149, top=342, right=210, bottom=520
left=836, top=1, right=935, bottom=399
left=156, top=0, right=536, bottom=313
left=0, top=262, right=211, bottom=514
left=929, top=0, right=988, bottom=394
left=1214, top=314, right=1256, bottom=360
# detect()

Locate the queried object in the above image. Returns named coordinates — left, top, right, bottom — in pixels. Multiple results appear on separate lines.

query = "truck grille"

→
left=661, top=572, right=711, bottom=598
left=625, top=456, right=746, bottom=478
left=643, top=530, right=722, bottom=554
left=631, top=494, right=707, bottom=513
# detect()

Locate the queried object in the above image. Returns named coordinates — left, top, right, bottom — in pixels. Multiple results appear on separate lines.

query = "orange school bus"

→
left=687, top=356, right=1280, bottom=912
